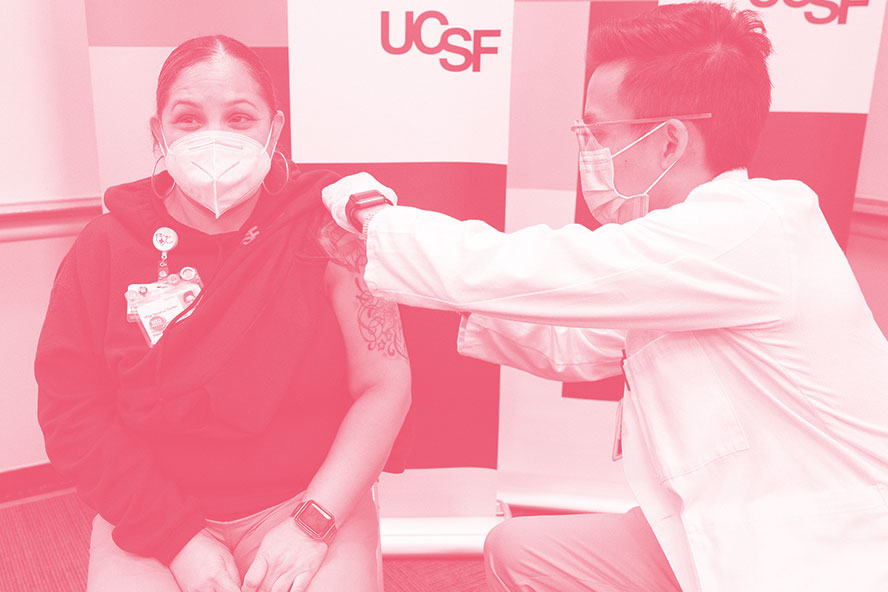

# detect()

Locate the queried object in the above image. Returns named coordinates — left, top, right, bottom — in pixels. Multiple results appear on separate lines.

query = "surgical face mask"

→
left=576, top=121, right=677, bottom=226
left=162, top=128, right=274, bottom=218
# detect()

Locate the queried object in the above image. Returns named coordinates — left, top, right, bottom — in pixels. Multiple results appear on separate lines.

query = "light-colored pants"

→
left=483, top=506, right=682, bottom=592
left=87, top=491, right=381, bottom=592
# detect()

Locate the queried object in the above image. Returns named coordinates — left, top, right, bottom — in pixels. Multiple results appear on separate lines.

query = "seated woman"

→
left=34, top=35, right=411, bottom=592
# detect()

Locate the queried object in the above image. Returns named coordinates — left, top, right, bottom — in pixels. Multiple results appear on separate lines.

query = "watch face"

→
left=299, top=502, right=334, bottom=536
left=357, top=196, right=387, bottom=207
left=351, top=189, right=385, bottom=203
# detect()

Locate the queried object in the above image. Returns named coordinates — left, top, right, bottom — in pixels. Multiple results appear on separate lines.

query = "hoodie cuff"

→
left=147, top=513, right=207, bottom=566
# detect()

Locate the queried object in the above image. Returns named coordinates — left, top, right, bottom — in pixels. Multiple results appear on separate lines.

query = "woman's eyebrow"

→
left=169, top=99, right=200, bottom=110
left=168, top=99, right=260, bottom=110
left=225, top=99, right=259, bottom=109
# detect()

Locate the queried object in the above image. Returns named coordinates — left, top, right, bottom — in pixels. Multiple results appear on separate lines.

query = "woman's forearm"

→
left=301, top=380, right=411, bottom=525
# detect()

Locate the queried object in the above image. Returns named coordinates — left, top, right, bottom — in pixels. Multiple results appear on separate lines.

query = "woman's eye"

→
left=229, top=114, right=254, bottom=126
left=175, top=115, right=200, bottom=126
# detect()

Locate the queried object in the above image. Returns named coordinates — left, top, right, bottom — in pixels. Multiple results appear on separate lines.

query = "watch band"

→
left=291, top=499, right=337, bottom=544
left=346, top=189, right=393, bottom=232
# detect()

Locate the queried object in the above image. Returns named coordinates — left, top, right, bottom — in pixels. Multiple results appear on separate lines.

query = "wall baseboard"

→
left=0, top=463, right=74, bottom=503
left=850, top=210, right=888, bottom=241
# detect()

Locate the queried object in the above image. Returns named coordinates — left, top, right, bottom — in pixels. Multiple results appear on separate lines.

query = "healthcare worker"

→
left=321, top=2, right=888, bottom=591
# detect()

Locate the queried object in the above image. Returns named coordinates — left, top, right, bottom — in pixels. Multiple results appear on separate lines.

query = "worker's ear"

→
left=660, top=119, right=689, bottom=170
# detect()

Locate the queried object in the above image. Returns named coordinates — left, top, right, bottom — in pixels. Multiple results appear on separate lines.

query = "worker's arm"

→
left=360, top=180, right=793, bottom=332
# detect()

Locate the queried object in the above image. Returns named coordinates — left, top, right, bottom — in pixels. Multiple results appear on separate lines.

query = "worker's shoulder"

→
left=687, top=170, right=819, bottom=216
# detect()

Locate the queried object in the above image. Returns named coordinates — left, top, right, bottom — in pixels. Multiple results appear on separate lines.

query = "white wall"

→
left=0, top=0, right=98, bottom=472
left=855, top=4, right=888, bottom=214
left=0, top=236, right=79, bottom=471
left=0, top=1, right=99, bottom=207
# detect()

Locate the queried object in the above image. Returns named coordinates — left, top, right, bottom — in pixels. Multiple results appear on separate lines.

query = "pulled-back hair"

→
left=155, top=35, right=279, bottom=116
left=588, top=2, right=772, bottom=173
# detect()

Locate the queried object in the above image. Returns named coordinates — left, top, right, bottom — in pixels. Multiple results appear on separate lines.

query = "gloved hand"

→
left=321, top=172, right=398, bottom=233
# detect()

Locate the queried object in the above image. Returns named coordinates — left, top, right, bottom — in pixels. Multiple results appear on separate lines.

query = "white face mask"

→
left=162, top=128, right=274, bottom=219
left=577, top=120, right=677, bottom=226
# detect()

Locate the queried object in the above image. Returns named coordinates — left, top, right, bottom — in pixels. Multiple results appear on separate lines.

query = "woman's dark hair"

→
left=588, top=2, right=773, bottom=173
left=155, top=35, right=279, bottom=116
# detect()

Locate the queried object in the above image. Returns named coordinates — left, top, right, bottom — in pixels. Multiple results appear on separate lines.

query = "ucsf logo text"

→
left=750, top=0, right=869, bottom=25
left=381, top=11, right=501, bottom=72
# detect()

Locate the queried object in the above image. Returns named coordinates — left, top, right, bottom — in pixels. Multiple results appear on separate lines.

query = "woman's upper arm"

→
left=323, top=240, right=411, bottom=397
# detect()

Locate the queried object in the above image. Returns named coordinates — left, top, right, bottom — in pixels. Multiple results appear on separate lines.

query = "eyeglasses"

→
left=571, top=113, right=712, bottom=136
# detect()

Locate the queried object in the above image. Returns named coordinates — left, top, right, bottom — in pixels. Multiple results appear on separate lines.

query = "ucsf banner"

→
left=661, top=0, right=886, bottom=113
left=287, top=1, right=514, bottom=164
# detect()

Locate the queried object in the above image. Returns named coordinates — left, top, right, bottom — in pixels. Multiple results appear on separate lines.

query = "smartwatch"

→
left=291, top=499, right=337, bottom=543
left=345, top=189, right=393, bottom=232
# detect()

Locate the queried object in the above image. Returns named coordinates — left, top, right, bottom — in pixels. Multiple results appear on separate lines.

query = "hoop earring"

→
left=151, top=155, right=175, bottom=199
left=262, top=150, right=290, bottom=196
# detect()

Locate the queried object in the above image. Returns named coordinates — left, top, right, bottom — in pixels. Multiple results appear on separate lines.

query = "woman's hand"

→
left=242, top=518, right=328, bottom=592
left=169, top=530, right=241, bottom=592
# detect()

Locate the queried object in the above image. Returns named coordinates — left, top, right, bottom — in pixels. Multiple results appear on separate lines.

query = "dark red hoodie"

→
left=35, top=166, right=358, bottom=563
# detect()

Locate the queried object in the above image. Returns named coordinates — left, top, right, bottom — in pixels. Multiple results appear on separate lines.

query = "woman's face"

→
left=152, top=54, right=282, bottom=152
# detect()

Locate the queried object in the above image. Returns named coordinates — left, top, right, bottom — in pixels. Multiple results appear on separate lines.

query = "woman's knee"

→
left=87, top=515, right=181, bottom=592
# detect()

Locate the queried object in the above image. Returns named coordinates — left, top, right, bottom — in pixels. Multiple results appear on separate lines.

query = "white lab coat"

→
left=363, top=169, right=888, bottom=591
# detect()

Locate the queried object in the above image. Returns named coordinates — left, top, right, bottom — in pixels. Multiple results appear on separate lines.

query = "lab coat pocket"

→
left=623, top=332, right=749, bottom=482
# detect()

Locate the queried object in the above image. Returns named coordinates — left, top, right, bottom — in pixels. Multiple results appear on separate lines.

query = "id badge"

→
left=125, top=283, right=163, bottom=322
left=124, top=267, right=202, bottom=346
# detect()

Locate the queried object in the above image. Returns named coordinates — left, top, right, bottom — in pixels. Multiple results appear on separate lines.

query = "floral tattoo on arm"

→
left=353, top=260, right=408, bottom=359
left=320, top=220, right=408, bottom=360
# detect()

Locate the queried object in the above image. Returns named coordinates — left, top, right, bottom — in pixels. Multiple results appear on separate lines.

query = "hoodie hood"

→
left=103, top=162, right=336, bottom=247
left=103, top=171, right=176, bottom=238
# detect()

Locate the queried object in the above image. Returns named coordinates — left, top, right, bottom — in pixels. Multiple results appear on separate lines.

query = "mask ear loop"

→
left=151, top=126, right=176, bottom=199
left=609, top=120, right=675, bottom=200
left=641, top=158, right=678, bottom=196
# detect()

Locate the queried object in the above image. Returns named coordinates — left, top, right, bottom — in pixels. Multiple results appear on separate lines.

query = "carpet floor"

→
left=0, top=490, right=488, bottom=592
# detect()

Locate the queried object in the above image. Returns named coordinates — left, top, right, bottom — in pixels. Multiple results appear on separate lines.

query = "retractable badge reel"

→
left=153, top=227, right=177, bottom=280
left=123, top=227, right=203, bottom=346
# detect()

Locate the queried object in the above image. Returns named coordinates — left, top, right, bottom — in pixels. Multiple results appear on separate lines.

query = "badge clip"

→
left=152, top=227, right=178, bottom=281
